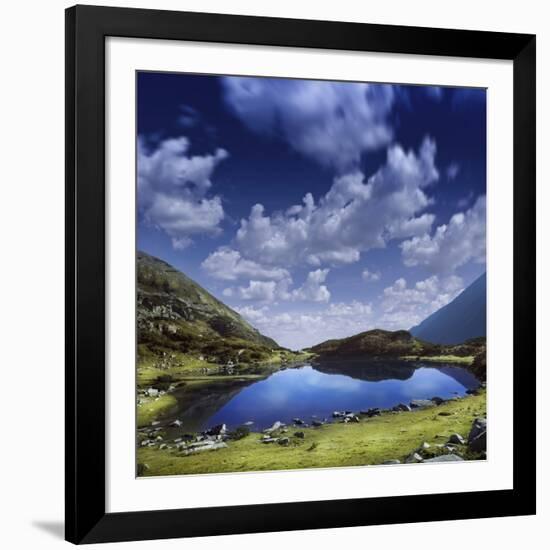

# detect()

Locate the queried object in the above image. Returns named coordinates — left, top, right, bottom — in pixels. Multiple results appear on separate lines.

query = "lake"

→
left=166, top=361, right=480, bottom=433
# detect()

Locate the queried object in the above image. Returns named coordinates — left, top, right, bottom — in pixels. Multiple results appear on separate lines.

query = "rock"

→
left=204, top=424, right=227, bottom=437
left=294, top=431, right=305, bottom=439
left=159, top=443, right=167, bottom=450
left=431, top=396, right=445, bottom=405
left=312, top=420, right=323, bottom=427
left=264, top=421, right=284, bottom=434
left=278, top=437, right=290, bottom=446
left=170, top=419, right=182, bottom=428
left=448, top=433, right=465, bottom=445
left=405, top=452, right=424, bottom=463
left=468, top=418, right=487, bottom=452
left=332, top=411, right=344, bottom=418
left=147, top=388, right=159, bottom=397
left=466, top=388, right=479, bottom=395
left=410, top=399, right=433, bottom=408
left=361, top=408, right=381, bottom=417
left=438, top=411, right=452, bottom=416
left=182, top=442, right=227, bottom=455
left=293, top=418, right=304, bottom=425
left=382, top=459, right=401, bottom=465
left=423, top=454, right=464, bottom=463
left=418, top=441, right=431, bottom=451
left=261, top=437, right=279, bottom=444
left=393, top=403, right=411, bottom=412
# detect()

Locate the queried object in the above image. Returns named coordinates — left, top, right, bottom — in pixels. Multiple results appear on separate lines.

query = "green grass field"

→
left=138, top=390, right=486, bottom=476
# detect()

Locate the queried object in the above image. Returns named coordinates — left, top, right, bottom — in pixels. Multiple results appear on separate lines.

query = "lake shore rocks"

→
left=468, top=417, right=487, bottom=452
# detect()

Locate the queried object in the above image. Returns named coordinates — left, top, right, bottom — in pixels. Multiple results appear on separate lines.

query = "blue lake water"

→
left=175, top=361, right=480, bottom=432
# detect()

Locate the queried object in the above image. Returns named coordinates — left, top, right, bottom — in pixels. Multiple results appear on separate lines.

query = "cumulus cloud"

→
left=379, top=275, right=464, bottom=330
left=233, top=137, right=438, bottom=269
left=235, top=301, right=373, bottom=350
left=222, top=77, right=395, bottom=172
left=400, top=196, right=486, bottom=273
left=201, top=247, right=290, bottom=281
left=362, top=269, right=381, bottom=283
left=138, top=136, right=228, bottom=249
left=290, top=269, right=331, bottom=303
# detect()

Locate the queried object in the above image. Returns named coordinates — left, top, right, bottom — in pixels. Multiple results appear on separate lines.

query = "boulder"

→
left=293, top=418, right=304, bottom=425
left=312, top=420, right=323, bottom=427
left=332, top=411, right=345, bottom=418
left=448, top=433, right=465, bottom=445
left=278, top=437, right=290, bottom=446
left=431, top=396, right=445, bottom=405
left=418, top=441, right=431, bottom=451
left=264, top=421, right=284, bottom=434
left=423, top=454, right=464, bottom=463
left=393, top=403, right=411, bottom=412
left=405, top=452, right=424, bottom=464
left=170, top=419, right=182, bottom=428
left=294, top=431, right=305, bottom=439
left=182, top=442, right=227, bottom=455
left=468, top=418, right=487, bottom=452
left=261, top=437, right=279, bottom=444
left=361, top=408, right=381, bottom=417
left=204, top=424, right=227, bottom=437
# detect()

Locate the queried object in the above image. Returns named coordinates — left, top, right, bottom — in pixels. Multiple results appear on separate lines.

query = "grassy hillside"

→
left=308, top=329, right=486, bottom=379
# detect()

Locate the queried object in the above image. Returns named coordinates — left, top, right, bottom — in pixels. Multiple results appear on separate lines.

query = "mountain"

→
left=308, top=329, right=438, bottom=359
left=308, top=328, right=485, bottom=363
left=410, top=273, right=486, bottom=345
left=137, top=251, right=280, bottom=365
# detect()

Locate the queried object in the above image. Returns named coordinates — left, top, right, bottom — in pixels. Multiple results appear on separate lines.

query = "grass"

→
left=137, top=394, right=178, bottom=427
left=400, top=354, right=474, bottom=365
left=138, top=390, right=486, bottom=475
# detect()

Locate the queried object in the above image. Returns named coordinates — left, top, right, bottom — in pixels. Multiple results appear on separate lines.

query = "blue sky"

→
left=137, top=72, right=486, bottom=350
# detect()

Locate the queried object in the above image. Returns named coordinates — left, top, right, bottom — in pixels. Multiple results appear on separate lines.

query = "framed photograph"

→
left=66, top=5, right=536, bottom=544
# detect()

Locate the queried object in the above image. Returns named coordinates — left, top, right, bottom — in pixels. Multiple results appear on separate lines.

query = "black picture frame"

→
left=65, top=4, right=536, bottom=544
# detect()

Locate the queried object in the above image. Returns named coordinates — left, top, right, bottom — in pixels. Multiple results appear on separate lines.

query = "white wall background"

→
left=0, top=1, right=546, bottom=548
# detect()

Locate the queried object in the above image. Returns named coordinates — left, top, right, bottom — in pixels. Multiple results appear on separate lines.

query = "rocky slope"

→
left=137, top=251, right=280, bottom=365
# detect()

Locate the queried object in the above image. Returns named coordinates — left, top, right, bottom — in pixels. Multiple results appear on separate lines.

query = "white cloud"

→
left=234, top=137, right=439, bottom=269
left=232, top=269, right=330, bottom=304
left=290, top=269, right=331, bottom=303
left=379, top=275, right=463, bottom=330
left=237, top=280, right=278, bottom=302
left=362, top=269, right=381, bottom=283
left=400, top=196, right=486, bottom=273
left=235, top=301, right=373, bottom=350
left=201, top=247, right=290, bottom=281
left=222, top=77, right=394, bottom=172
left=138, top=136, right=228, bottom=249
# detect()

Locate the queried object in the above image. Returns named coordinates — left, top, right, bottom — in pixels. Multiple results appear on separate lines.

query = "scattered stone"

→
left=264, top=421, right=284, bottom=434
left=278, top=437, right=290, bottom=446
left=393, top=403, right=411, bottom=412
left=431, top=396, right=445, bottom=405
left=170, top=419, right=182, bottom=428
left=382, top=459, right=401, bottom=465
left=294, top=431, right=305, bottom=439
left=448, top=433, right=465, bottom=445
left=159, top=443, right=167, bottom=450
left=418, top=441, right=431, bottom=451
left=147, top=388, right=159, bottom=397
left=468, top=418, right=487, bottom=452
left=151, top=421, right=160, bottom=426
left=203, top=424, right=227, bottom=437
left=312, top=420, right=323, bottom=427
left=261, top=437, right=279, bottom=444
left=423, top=454, right=464, bottom=463
left=410, top=399, right=433, bottom=409
left=405, top=452, right=424, bottom=464
left=293, top=418, right=304, bottom=425
left=361, top=408, right=381, bottom=417
left=181, top=442, right=227, bottom=455
left=332, top=411, right=345, bottom=418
